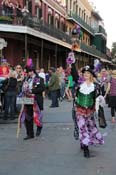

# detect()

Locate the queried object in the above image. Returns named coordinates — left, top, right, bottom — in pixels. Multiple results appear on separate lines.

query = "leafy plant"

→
left=0, top=16, right=13, bottom=22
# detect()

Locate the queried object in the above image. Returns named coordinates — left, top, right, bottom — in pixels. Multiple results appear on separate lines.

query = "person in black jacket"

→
left=2, top=71, right=17, bottom=120
left=23, top=67, right=45, bottom=140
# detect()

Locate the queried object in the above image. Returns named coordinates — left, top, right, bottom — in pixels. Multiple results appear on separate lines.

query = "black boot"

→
left=80, top=143, right=84, bottom=150
left=36, top=126, right=42, bottom=136
left=83, top=145, right=90, bottom=158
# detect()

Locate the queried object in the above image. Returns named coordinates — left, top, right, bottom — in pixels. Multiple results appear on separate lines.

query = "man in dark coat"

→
left=23, top=67, right=45, bottom=140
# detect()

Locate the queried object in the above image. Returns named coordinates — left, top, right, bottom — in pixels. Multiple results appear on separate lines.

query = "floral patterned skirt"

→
left=76, top=113, right=104, bottom=146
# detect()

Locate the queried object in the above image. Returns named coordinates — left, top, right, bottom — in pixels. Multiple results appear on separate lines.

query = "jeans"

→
left=4, top=91, right=16, bottom=117
left=60, top=82, right=65, bottom=98
left=50, top=90, right=59, bottom=107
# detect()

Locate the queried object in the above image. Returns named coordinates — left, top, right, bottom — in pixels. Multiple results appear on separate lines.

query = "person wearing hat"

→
left=105, top=70, right=116, bottom=123
left=22, top=67, right=45, bottom=140
left=75, top=65, right=104, bottom=158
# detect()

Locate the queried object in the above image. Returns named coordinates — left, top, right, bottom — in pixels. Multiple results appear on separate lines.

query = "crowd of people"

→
left=0, top=0, right=30, bottom=25
left=0, top=61, right=116, bottom=158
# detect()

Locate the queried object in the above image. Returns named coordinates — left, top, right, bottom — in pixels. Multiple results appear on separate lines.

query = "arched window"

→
left=84, top=13, right=85, bottom=21
left=86, top=16, right=88, bottom=24
left=73, top=1, right=76, bottom=12
left=35, top=0, right=42, bottom=19
left=55, top=13, right=59, bottom=28
left=60, top=17, right=65, bottom=31
left=55, top=18, right=59, bottom=28
left=76, top=5, right=78, bottom=14
left=79, top=8, right=81, bottom=17
left=48, top=8, right=53, bottom=25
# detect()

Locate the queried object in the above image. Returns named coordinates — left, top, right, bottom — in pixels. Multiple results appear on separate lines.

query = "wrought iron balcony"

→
left=80, top=42, right=107, bottom=59
left=0, top=15, right=109, bottom=60
left=98, top=25, right=107, bottom=36
left=26, top=17, right=72, bottom=44
left=67, top=12, right=94, bottom=35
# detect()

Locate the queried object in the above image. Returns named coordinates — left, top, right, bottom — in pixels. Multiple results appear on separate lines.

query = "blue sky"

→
left=90, top=0, right=116, bottom=49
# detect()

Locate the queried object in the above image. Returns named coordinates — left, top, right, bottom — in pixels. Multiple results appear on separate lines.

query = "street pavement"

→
left=0, top=99, right=116, bottom=175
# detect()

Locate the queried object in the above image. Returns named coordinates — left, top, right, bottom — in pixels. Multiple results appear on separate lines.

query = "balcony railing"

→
left=81, top=42, right=107, bottom=59
left=26, top=17, right=72, bottom=44
left=98, top=26, right=107, bottom=36
left=67, top=12, right=94, bottom=35
left=0, top=15, right=108, bottom=60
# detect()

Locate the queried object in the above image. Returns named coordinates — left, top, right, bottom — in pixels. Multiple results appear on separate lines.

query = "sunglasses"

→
left=16, top=67, right=21, bottom=69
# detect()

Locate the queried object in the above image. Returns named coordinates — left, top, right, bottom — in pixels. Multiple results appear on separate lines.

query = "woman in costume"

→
left=76, top=66, right=104, bottom=158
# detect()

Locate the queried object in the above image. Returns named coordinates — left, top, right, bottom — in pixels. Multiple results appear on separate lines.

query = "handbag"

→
left=98, top=106, right=107, bottom=128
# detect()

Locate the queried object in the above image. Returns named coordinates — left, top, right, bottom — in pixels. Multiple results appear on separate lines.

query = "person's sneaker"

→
left=23, top=136, right=34, bottom=140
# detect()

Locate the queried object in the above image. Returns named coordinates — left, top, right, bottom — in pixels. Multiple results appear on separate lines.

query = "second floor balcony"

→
left=67, top=12, right=94, bottom=36
left=97, top=25, right=107, bottom=38
left=80, top=42, right=107, bottom=59
left=0, top=14, right=109, bottom=61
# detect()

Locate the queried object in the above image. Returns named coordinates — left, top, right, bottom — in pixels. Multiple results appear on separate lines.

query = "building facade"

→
left=0, top=0, right=113, bottom=70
